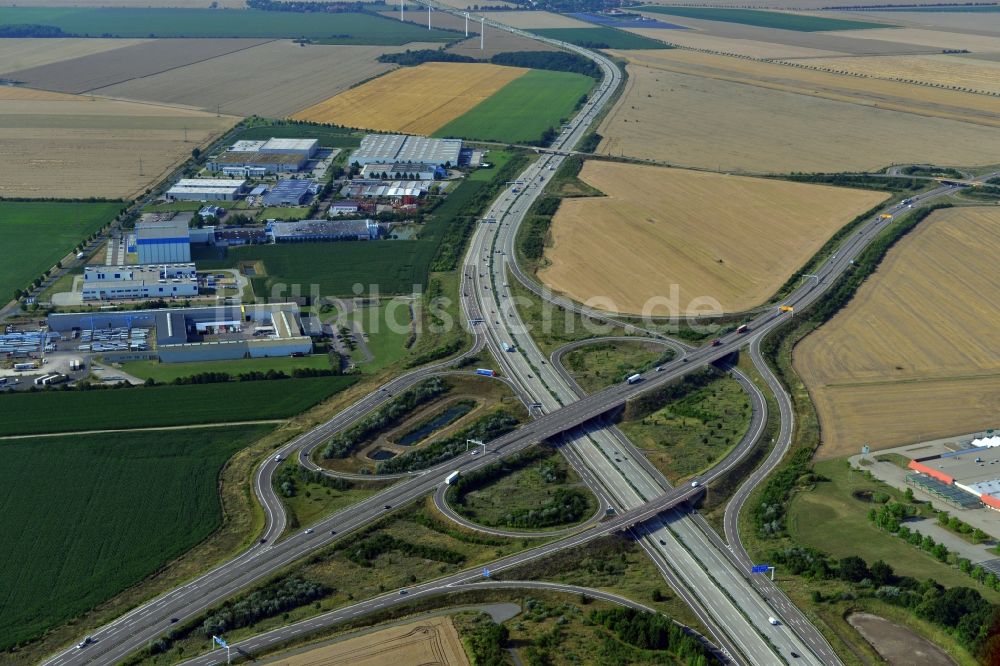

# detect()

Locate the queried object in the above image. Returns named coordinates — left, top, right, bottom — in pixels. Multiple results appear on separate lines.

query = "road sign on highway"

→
left=483, top=568, right=491, bottom=578
left=213, top=636, right=229, bottom=649
left=751, top=564, right=770, bottom=574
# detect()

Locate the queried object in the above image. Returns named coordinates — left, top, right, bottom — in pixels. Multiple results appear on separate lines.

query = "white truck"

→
left=626, top=373, right=642, bottom=385
left=445, top=471, right=460, bottom=485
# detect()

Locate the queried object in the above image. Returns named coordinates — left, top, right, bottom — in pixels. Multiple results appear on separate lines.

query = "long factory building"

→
left=48, top=303, right=312, bottom=363
left=82, top=264, right=198, bottom=301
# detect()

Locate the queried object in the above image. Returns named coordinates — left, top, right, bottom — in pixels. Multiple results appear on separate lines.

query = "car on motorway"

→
left=274, top=455, right=283, bottom=462
left=399, top=589, right=408, bottom=595
left=330, top=530, right=337, bottom=535
left=659, top=539, right=666, bottom=545
left=384, top=504, right=392, bottom=510
left=76, top=637, right=94, bottom=649
left=259, top=537, right=267, bottom=544
left=304, top=528, right=314, bottom=534
left=170, top=617, right=179, bottom=623
left=691, top=480, right=700, bottom=487
left=768, top=616, right=780, bottom=625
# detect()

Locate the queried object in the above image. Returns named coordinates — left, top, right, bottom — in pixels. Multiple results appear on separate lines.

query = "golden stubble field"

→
left=292, top=62, right=526, bottom=135
left=596, top=49, right=1000, bottom=172
left=537, top=161, right=887, bottom=315
left=795, top=207, right=1000, bottom=458
left=268, top=616, right=469, bottom=666
left=785, top=53, right=1000, bottom=95
left=0, top=87, right=236, bottom=199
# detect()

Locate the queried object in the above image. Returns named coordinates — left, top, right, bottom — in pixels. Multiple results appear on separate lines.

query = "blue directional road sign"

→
left=213, top=636, right=229, bottom=649
left=483, top=568, right=491, bottom=578
left=751, top=564, right=770, bottom=574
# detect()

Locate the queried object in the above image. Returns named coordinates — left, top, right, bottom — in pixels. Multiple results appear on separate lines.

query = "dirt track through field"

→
left=537, top=161, right=887, bottom=315
left=795, top=207, right=1000, bottom=458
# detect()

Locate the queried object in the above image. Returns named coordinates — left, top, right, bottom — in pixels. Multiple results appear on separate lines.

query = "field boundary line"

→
left=83, top=38, right=277, bottom=96
left=0, top=419, right=286, bottom=440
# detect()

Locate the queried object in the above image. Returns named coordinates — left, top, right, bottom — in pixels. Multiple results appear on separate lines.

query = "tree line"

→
left=321, top=377, right=450, bottom=458
left=376, top=410, right=520, bottom=474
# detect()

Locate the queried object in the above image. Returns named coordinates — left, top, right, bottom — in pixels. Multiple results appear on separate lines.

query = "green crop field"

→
left=0, top=425, right=272, bottom=649
left=531, top=27, right=669, bottom=49
left=121, top=355, right=334, bottom=383
left=434, top=70, right=594, bottom=145
left=0, top=7, right=460, bottom=42
left=0, top=201, right=119, bottom=302
left=640, top=6, right=887, bottom=31
left=0, top=376, right=356, bottom=436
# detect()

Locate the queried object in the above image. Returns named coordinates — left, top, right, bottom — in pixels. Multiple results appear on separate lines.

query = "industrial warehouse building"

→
left=166, top=178, right=247, bottom=202
left=207, top=138, right=319, bottom=175
left=360, top=162, right=440, bottom=181
left=82, top=264, right=198, bottom=301
left=906, top=436, right=1000, bottom=510
left=350, top=134, right=461, bottom=169
left=267, top=219, right=379, bottom=243
left=262, top=179, right=315, bottom=207
left=48, top=303, right=312, bottom=362
left=136, top=215, right=191, bottom=264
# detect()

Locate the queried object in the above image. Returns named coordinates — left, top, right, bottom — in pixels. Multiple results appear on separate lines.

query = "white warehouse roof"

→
left=261, top=138, right=318, bottom=153
left=173, top=178, right=246, bottom=189
left=351, top=134, right=461, bottom=167
left=229, top=140, right=266, bottom=152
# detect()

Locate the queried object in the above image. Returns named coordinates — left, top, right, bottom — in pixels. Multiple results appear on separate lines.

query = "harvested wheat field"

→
left=537, top=162, right=887, bottom=315
left=0, top=39, right=149, bottom=75
left=293, top=62, right=526, bottom=135
left=786, top=54, right=1000, bottom=95
left=596, top=50, right=1000, bottom=172
left=265, top=616, right=469, bottom=666
left=480, top=10, right=592, bottom=28
left=448, top=30, right=559, bottom=57
left=0, top=88, right=236, bottom=199
left=795, top=207, right=1000, bottom=458
left=3, top=38, right=268, bottom=94
left=823, top=27, right=1000, bottom=53
left=629, top=28, right=847, bottom=58
left=95, top=41, right=437, bottom=117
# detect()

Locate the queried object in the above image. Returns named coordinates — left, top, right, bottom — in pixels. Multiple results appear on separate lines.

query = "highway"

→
left=41, top=7, right=994, bottom=664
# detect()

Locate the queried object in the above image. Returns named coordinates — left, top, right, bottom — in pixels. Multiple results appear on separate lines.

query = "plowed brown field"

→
left=537, top=161, right=887, bottom=315
left=795, top=207, right=1000, bottom=458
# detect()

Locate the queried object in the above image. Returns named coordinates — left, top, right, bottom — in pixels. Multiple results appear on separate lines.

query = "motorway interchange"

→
left=42, top=11, right=996, bottom=666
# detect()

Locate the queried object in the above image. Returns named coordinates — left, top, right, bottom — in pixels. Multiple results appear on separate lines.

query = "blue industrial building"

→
left=262, top=179, right=314, bottom=207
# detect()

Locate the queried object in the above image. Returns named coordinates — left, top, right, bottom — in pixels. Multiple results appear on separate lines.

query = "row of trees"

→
left=199, top=576, right=329, bottom=638
left=376, top=410, right=520, bottom=474
left=321, top=377, right=449, bottom=458
left=771, top=546, right=1000, bottom=657
left=589, top=607, right=720, bottom=665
